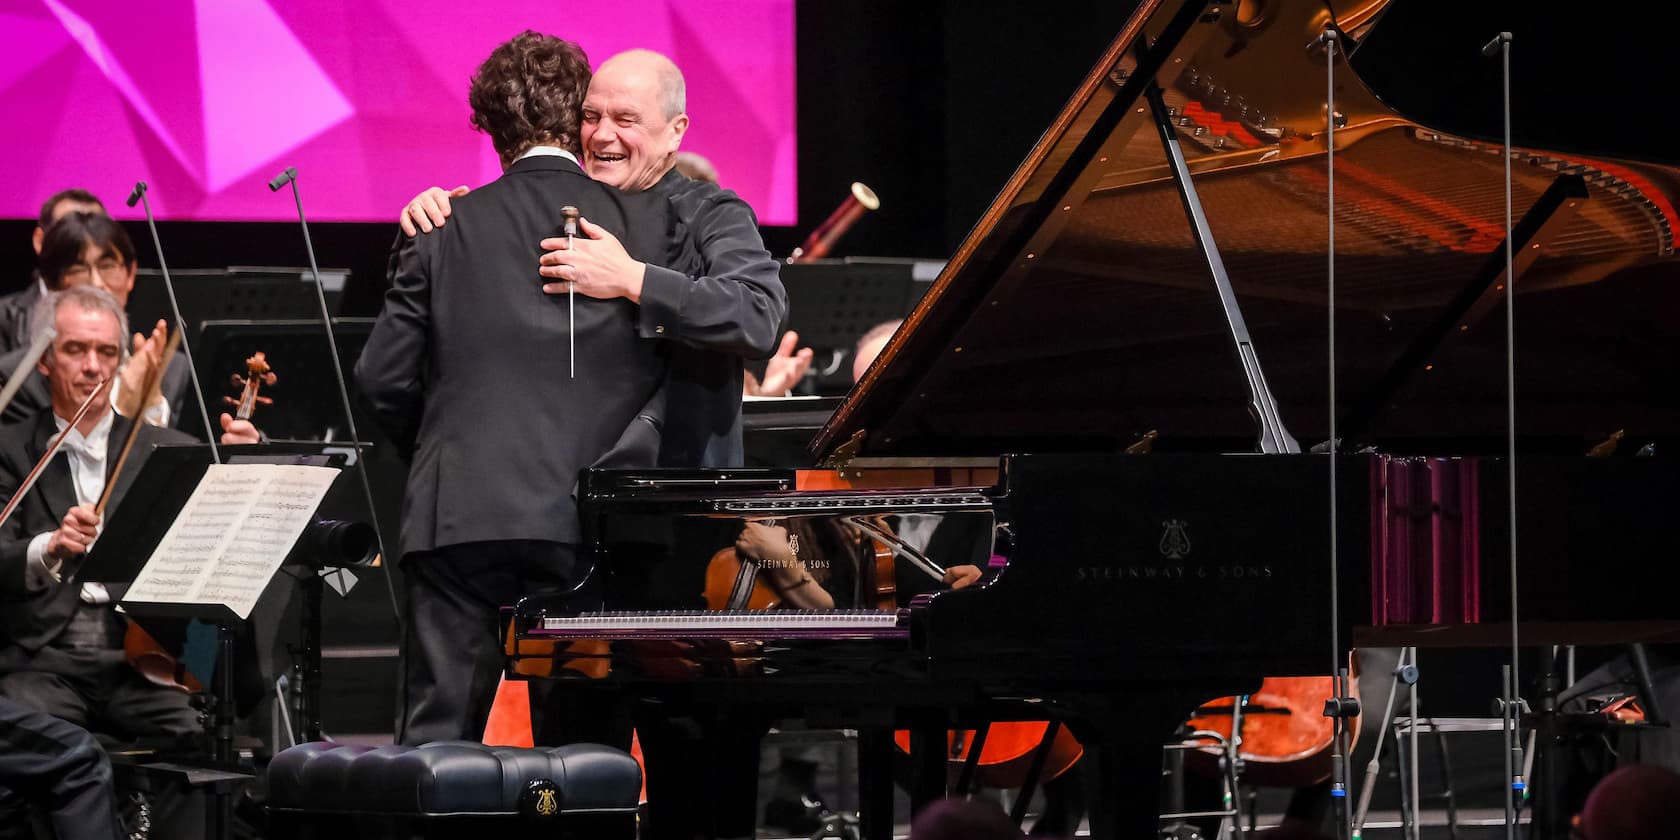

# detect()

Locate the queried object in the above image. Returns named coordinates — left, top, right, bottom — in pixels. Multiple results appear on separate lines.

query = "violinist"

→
left=0, top=287, right=259, bottom=742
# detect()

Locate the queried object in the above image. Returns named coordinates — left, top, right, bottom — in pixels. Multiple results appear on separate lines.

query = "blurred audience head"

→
left=33, top=188, right=105, bottom=255
left=852, top=318, right=902, bottom=384
left=1574, top=763, right=1680, bottom=840
left=674, top=151, right=718, bottom=184
left=909, top=797, right=1024, bottom=840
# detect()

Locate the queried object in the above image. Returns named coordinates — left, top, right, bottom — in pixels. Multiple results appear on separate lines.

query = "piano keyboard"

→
left=533, top=609, right=909, bottom=640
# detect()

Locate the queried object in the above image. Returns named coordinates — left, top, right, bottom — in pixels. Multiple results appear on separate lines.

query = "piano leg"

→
left=857, top=729, right=896, bottom=839
left=907, top=715, right=950, bottom=812
left=1075, top=689, right=1252, bottom=840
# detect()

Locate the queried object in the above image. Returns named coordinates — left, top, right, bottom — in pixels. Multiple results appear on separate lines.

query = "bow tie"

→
left=58, top=434, right=102, bottom=464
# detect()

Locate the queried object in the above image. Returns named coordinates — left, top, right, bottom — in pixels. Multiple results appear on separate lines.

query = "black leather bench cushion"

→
left=267, top=741, right=640, bottom=817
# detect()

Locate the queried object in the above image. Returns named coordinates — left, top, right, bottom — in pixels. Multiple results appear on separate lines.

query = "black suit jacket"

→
left=356, top=155, right=676, bottom=556
left=0, top=411, right=192, bottom=663
left=0, top=284, right=37, bottom=357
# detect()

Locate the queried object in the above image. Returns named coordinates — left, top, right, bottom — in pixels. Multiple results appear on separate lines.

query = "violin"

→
left=123, top=351, right=275, bottom=693
left=226, top=352, right=276, bottom=421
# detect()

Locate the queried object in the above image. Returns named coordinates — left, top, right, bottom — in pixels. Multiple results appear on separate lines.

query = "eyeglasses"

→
left=61, top=259, right=127, bottom=282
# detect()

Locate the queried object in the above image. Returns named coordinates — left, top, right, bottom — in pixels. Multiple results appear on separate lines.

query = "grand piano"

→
left=508, top=1, right=1680, bottom=837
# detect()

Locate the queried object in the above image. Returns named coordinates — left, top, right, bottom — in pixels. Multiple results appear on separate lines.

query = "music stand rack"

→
left=128, top=266, right=351, bottom=347
left=187, top=318, right=376, bottom=443
left=81, top=442, right=349, bottom=840
left=779, top=258, right=932, bottom=393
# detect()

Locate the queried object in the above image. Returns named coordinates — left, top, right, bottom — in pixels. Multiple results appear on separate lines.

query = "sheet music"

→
left=124, top=463, right=337, bottom=620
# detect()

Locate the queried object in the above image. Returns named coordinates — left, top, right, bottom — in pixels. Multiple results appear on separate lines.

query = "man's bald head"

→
left=583, top=49, right=690, bottom=192
left=600, top=49, right=685, bottom=119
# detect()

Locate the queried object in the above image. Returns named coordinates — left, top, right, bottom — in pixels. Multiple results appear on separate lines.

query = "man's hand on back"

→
left=399, top=186, right=470, bottom=236
left=538, top=218, right=646, bottom=303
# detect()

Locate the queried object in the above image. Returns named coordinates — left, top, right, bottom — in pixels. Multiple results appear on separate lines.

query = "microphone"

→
left=560, top=206, right=579, bottom=378
left=1481, top=31, right=1511, bottom=57
left=268, top=167, right=298, bottom=191
left=126, top=180, right=222, bottom=465
left=267, top=166, right=399, bottom=621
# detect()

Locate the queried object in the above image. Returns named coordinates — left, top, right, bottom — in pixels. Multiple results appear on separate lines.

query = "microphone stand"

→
left=267, top=167, right=399, bottom=623
left=1480, top=31, right=1526, bottom=840
left=128, top=181, right=243, bottom=840
left=126, top=182, right=221, bottom=465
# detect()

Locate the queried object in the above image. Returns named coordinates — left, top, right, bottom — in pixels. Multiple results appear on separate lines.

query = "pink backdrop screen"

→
left=0, top=0, right=796, bottom=224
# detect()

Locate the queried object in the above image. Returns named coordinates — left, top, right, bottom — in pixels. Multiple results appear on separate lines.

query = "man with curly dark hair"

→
left=358, top=30, right=679, bottom=747
left=401, top=48, right=788, bottom=471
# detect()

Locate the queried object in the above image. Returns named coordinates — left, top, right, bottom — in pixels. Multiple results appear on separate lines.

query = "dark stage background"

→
left=4, top=0, right=1675, bottom=302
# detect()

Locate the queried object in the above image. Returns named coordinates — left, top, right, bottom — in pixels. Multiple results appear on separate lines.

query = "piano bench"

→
left=265, top=741, right=640, bottom=839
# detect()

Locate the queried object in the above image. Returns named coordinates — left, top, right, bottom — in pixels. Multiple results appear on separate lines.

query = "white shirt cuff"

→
left=25, top=532, right=60, bottom=591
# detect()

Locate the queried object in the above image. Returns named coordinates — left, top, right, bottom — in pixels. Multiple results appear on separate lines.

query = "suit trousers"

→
left=0, top=697, right=122, bottom=840
left=399, top=540, right=629, bottom=747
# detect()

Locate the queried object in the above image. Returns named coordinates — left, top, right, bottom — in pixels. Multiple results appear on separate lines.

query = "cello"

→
left=1181, top=663, right=1362, bottom=788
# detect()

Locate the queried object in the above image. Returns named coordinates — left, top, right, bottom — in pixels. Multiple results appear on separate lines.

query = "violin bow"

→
left=0, top=376, right=114, bottom=531
left=95, top=328, right=183, bottom=516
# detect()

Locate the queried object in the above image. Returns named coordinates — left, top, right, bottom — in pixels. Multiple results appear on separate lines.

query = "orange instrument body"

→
left=892, top=723, right=1084, bottom=790
left=1183, top=670, right=1362, bottom=788
left=796, top=466, right=1088, bottom=788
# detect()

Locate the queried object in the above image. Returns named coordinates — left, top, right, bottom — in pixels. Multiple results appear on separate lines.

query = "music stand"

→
left=80, top=442, right=344, bottom=840
left=185, top=318, right=375, bottom=442
left=128, top=266, right=351, bottom=347
left=780, top=258, right=929, bottom=392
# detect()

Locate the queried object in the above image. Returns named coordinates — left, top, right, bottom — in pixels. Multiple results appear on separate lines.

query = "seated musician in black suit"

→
left=0, top=189, right=107, bottom=358
left=0, top=286, right=260, bottom=741
left=0, top=212, right=192, bottom=429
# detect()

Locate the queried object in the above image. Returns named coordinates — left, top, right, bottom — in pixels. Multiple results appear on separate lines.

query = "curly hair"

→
left=469, top=31, right=591, bottom=164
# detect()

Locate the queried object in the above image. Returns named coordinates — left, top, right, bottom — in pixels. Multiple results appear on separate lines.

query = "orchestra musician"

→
left=0, top=212, right=191, bottom=429
left=0, top=286, right=261, bottom=745
left=357, top=31, right=685, bottom=750
left=0, top=188, right=106, bottom=356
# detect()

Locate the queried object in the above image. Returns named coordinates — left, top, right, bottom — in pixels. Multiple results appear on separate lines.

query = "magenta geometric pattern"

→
left=0, top=0, right=796, bottom=224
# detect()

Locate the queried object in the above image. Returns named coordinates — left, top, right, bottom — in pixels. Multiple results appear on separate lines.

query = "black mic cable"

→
left=126, top=181, right=221, bottom=465
left=268, top=167, right=399, bottom=621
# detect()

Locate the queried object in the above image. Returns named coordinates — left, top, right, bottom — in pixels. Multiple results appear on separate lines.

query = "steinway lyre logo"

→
left=523, top=779, right=561, bottom=818
left=1159, top=519, right=1191, bottom=560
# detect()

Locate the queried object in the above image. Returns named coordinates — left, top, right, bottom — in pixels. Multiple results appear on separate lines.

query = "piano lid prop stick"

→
left=561, top=206, right=579, bottom=379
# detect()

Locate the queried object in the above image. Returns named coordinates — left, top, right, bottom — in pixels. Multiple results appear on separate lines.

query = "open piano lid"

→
left=812, top=0, right=1680, bottom=463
